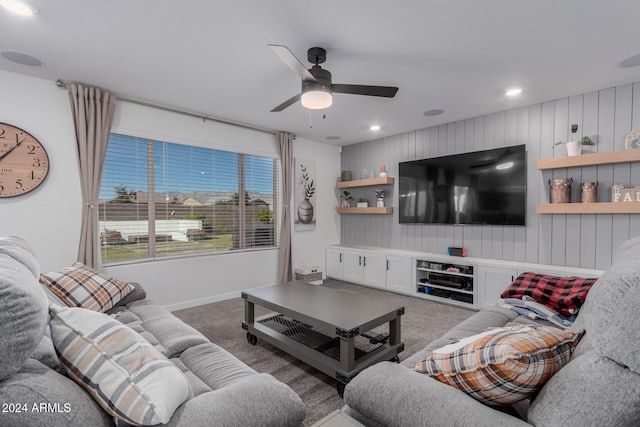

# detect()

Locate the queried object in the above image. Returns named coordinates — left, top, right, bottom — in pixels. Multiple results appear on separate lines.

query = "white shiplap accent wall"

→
left=341, top=82, right=640, bottom=270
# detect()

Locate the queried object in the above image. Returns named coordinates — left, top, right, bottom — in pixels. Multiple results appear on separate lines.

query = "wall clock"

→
left=0, top=122, right=50, bottom=198
left=625, top=130, right=640, bottom=149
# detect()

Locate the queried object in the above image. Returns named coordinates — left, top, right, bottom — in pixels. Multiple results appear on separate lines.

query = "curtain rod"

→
left=55, top=79, right=282, bottom=137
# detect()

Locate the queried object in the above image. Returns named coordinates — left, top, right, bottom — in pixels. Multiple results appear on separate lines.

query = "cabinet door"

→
left=326, top=247, right=344, bottom=280
left=342, top=250, right=364, bottom=284
left=362, top=252, right=387, bottom=289
left=478, top=266, right=517, bottom=310
left=386, top=255, right=413, bottom=294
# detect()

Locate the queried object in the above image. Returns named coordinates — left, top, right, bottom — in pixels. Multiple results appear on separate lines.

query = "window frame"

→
left=98, top=133, right=280, bottom=265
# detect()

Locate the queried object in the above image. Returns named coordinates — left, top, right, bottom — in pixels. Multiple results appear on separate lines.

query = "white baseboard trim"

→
left=164, top=283, right=279, bottom=312
left=165, top=290, right=241, bottom=312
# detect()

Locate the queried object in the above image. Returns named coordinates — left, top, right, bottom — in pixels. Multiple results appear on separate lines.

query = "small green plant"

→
left=554, top=124, right=594, bottom=147
left=375, top=189, right=385, bottom=199
left=555, top=136, right=595, bottom=146
left=341, top=190, right=352, bottom=200
left=357, top=197, right=368, bottom=203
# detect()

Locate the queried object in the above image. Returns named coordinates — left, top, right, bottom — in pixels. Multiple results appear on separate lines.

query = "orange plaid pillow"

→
left=415, top=325, right=584, bottom=405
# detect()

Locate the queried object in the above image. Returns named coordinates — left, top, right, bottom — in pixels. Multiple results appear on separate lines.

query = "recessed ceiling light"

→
left=423, top=109, right=444, bottom=117
left=0, top=0, right=37, bottom=16
left=506, top=88, right=523, bottom=97
left=325, top=135, right=341, bottom=140
left=370, top=125, right=381, bottom=131
left=1, top=50, right=41, bottom=66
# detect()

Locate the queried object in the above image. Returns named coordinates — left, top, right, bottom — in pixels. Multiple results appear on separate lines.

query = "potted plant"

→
left=341, top=190, right=353, bottom=208
left=554, top=124, right=594, bottom=156
left=581, top=136, right=594, bottom=152
left=375, top=189, right=385, bottom=207
left=357, top=197, right=369, bottom=208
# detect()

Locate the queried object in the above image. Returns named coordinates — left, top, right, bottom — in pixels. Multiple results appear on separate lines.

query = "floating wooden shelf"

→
left=536, top=202, right=640, bottom=214
left=537, top=150, right=640, bottom=215
left=336, top=207, right=393, bottom=214
left=336, top=176, right=395, bottom=188
left=537, top=149, right=640, bottom=170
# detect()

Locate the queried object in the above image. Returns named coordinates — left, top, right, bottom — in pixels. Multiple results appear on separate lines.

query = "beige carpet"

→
left=173, top=279, right=475, bottom=425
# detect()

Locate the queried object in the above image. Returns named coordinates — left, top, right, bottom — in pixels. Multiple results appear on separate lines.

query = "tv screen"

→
left=398, top=145, right=526, bottom=225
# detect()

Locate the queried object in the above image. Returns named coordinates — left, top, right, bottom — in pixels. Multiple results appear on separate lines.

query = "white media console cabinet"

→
left=326, top=245, right=604, bottom=310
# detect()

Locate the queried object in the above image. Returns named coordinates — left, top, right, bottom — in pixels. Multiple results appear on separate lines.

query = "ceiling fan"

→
left=268, top=44, right=399, bottom=112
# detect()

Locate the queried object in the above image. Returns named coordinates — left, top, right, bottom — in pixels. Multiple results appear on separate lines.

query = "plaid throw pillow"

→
left=415, top=325, right=584, bottom=405
left=49, top=305, right=191, bottom=426
left=500, top=272, right=598, bottom=316
left=39, top=262, right=134, bottom=312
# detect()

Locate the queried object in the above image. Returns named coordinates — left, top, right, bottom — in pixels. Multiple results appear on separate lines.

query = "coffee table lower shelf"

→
left=242, top=312, right=403, bottom=396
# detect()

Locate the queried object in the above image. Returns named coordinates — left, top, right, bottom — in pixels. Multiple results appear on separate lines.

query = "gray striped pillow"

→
left=49, top=305, right=192, bottom=426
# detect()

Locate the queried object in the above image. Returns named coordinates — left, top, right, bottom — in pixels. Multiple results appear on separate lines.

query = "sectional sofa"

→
left=0, top=236, right=306, bottom=426
left=343, top=236, right=640, bottom=426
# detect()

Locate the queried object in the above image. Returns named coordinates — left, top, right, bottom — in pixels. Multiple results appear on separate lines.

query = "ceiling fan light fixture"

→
left=0, top=0, right=36, bottom=16
left=301, top=88, right=332, bottom=110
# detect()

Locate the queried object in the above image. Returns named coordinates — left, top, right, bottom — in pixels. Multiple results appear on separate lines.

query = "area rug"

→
left=173, top=279, right=475, bottom=425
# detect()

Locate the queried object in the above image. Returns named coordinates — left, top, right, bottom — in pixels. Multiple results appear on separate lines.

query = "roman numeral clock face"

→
left=0, top=123, right=49, bottom=198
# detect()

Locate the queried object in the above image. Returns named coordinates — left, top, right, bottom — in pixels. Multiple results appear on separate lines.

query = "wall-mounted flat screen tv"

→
left=398, top=144, right=526, bottom=225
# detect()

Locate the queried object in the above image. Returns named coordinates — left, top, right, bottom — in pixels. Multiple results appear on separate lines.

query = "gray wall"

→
left=341, top=82, right=640, bottom=270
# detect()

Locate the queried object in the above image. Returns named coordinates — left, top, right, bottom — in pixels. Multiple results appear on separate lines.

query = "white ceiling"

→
left=1, top=1, right=640, bottom=146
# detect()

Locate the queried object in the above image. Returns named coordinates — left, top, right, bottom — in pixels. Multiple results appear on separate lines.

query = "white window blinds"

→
left=99, top=134, right=279, bottom=263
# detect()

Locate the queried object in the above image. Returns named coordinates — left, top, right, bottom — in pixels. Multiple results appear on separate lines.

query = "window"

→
left=99, top=134, right=279, bottom=263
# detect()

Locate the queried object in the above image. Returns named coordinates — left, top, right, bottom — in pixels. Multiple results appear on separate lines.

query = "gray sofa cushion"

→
left=165, top=373, right=306, bottom=427
left=528, top=351, right=640, bottom=426
left=0, top=236, right=48, bottom=381
left=31, top=327, right=64, bottom=373
left=180, top=342, right=257, bottom=391
left=125, top=300, right=210, bottom=358
left=0, top=358, right=113, bottom=427
left=574, top=256, right=640, bottom=373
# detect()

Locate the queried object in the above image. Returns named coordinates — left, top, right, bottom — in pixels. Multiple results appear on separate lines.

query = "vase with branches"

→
left=297, top=163, right=315, bottom=224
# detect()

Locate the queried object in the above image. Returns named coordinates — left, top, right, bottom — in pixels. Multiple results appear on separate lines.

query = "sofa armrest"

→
left=166, top=373, right=306, bottom=427
left=344, top=362, right=530, bottom=427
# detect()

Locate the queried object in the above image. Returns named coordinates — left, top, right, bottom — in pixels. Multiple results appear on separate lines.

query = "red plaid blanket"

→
left=500, top=272, right=598, bottom=316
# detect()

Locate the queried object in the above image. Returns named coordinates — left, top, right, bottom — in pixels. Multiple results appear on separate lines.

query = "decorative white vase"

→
left=376, top=199, right=384, bottom=207
left=357, top=202, right=368, bottom=208
left=566, top=141, right=582, bottom=156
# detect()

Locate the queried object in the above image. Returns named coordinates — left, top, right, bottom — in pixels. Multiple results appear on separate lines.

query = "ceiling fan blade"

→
left=332, top=84, right=398, bottom=98
left=268, top=44, right=317, bottom=82
left=270, top=93, right=302, bottom=112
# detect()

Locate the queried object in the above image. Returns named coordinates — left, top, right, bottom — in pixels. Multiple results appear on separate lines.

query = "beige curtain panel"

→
left=276, top=131, right=294, bottom=283
left=67, top=83, right=116, bottom=269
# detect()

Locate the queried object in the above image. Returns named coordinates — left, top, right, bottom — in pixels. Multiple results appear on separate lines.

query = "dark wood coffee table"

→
left=242, top=280, right=404, bottom=396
